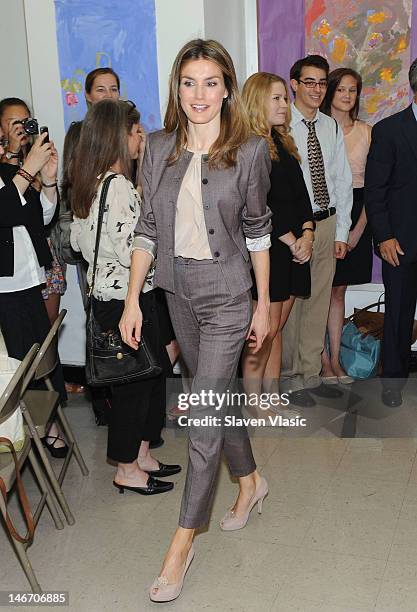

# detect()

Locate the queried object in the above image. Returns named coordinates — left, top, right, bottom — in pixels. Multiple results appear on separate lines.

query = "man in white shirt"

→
left=282, top=55, right=353, bottom=407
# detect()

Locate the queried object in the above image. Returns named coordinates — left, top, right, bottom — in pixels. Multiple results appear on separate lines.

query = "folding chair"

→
left=20, top=310, right=89, bottom=526
left=0, top=344, right=64, bottom=593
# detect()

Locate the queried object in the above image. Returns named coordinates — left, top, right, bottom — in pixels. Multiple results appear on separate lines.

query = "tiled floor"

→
left=2, top=391, right=417, bottom=612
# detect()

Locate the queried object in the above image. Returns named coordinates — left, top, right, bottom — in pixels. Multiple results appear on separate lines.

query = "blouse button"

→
left=213, top=251, right=220, bottom=258
left=208, top=229, right=214, bottom=234
left=202, top=178, right=208, bottom=184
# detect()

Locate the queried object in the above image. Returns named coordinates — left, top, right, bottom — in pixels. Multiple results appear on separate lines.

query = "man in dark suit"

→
left=365, top=58, right=417, bottom=407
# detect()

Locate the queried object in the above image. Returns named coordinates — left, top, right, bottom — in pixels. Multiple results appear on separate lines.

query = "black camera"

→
left=14, top=117, right=39, bottom=135
left=13, top=119, right=49, bottom=142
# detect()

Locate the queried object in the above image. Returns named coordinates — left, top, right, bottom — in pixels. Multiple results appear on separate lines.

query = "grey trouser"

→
left=165, top=257, right=256, bottom=529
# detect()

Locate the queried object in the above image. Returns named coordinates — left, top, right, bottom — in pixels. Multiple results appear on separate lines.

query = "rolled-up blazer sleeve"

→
left=242, top=137, right=272, bottom=240
left=133, top=137, right=157, bottom=259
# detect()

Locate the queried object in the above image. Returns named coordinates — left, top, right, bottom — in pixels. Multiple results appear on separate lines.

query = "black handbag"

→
left=85, top=174, right=162, bottom=387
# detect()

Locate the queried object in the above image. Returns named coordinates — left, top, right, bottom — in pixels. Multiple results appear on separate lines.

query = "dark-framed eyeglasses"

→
left=298, top=79, right=328, bottom=89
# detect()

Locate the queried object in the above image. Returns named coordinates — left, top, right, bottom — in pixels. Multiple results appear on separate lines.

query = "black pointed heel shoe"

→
left=113, top=476, right=174, bottom=495
left=144, top=461, right=182, bottom=478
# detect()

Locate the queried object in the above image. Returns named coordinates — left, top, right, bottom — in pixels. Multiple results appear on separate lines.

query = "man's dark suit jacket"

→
left=365, top=104, right=417, bottom=264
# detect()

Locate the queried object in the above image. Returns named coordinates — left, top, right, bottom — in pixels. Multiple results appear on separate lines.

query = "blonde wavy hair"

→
left=164, top=39, right=250, bottom=169
left=242, top=72, right=300, bottom=162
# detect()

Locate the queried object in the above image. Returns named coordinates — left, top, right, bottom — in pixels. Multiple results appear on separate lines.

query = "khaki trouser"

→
left=282, top=214, right=337, bottom=391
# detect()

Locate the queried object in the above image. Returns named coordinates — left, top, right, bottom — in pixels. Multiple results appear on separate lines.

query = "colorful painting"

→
left=54, top=0, right=161, bottom=131
left=305, top=0, right=412, bottom=124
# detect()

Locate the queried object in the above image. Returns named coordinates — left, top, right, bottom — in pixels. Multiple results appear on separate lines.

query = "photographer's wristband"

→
left=17, top=168, right=35, bottom=184
left=41, top=181, right=57, bottom=188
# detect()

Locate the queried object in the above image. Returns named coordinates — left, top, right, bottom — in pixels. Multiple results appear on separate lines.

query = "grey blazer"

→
left=133, top=129, right=272, bottom=298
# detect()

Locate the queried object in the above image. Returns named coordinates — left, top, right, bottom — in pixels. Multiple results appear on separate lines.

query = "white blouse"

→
left=71, top=172, right=154, bottom=301
left=175, top=153, right=212, bottom=259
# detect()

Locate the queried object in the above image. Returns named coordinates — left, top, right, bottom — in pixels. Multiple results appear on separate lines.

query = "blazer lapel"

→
left=401, top=105, right=417, bottom=164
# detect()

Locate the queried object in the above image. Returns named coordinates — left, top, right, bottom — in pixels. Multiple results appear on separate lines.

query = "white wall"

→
left=155, top=0, right=257, bottom=114
left=204, top=0, right=247, bottom=86
left=0, top=0, right=32, bottom=106
left=155, top=0, right=205, bottom=117
left=23, top=0, right=66, bottom=158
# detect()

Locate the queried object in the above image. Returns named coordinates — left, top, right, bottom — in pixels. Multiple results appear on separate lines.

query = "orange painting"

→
left=305, top=0, right=412, bottom=123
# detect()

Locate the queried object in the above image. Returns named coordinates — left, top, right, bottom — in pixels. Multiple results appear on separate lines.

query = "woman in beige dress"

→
left=320, top=68, right=372, bottom=383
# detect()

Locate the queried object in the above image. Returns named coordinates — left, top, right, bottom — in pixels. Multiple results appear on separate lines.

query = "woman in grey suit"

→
left=120, top=39, right=272, bottom=602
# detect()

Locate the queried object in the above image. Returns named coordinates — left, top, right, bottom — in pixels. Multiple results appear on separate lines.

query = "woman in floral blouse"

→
left=71, top=100, right=181, bottom=495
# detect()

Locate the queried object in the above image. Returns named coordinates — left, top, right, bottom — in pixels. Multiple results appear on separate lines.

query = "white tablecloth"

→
left=0, top=328, right=21, bottom=395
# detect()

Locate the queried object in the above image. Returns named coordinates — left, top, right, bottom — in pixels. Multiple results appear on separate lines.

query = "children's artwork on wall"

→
left=54, top=0, right=161, bottom=131
left=305, top=0, right=412, bottom=124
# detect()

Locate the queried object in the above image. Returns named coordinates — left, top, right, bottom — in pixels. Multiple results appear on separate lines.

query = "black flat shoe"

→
left=113, top=476, right=173, bottom=495
left=149, top=437, right=165, bottom=449
left=289, top=389, right=316, bottom=407
left=144, top=461, right=182, bottom=478
left=310, top=383, right=343, bottom=399
left=42, top=436, right=69, bottom=459
left=381, top=389, right=402, bottom=407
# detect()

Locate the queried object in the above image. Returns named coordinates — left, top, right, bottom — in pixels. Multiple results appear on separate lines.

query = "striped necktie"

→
left=303, top=119, right=330, bottom=210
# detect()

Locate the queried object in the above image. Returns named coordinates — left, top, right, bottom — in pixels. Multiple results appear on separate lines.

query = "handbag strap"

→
left=348, top=296, right=385, bottom=322
left=88, top=173, right=118, bottom=299
left=0, top=437, right=35, bottom=544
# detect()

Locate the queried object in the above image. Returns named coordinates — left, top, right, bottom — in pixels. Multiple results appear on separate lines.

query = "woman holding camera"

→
left=0, top=97, right=32, bottom=166
left=0, top=98, right=68, bottom=455
left=0, top=98, right=67, bottom=327
left=0, top=127, right=59, bottom=374
left=70, top=99, right=180, bottom=495
left=120, top=39, right=271, bottom=603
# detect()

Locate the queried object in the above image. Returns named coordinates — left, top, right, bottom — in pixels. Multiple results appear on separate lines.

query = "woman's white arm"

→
left=119, top=248, right=153, bottom=348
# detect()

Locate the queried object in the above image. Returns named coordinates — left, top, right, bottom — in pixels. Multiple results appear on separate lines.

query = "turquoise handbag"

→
left=339, top=320, right=381, bottom=380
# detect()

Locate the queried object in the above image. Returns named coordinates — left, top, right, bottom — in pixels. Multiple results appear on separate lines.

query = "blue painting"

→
left=54, top=0, right=161, bottom=132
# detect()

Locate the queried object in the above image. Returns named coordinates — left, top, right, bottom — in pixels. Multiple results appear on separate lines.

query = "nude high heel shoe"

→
left=149, top=545, right=195, bottom=602
left=220, top=476, right=269, bottom=531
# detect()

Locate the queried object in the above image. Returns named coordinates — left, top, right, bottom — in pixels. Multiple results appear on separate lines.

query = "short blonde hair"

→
left=242, top=72, right=300, bottom=162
